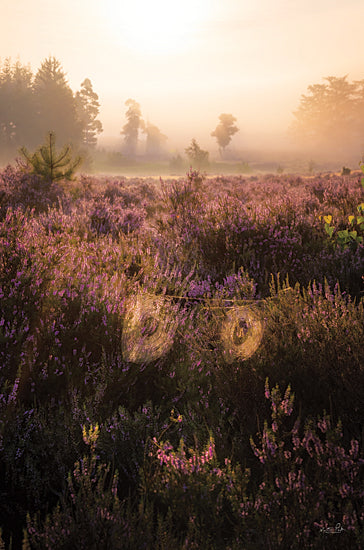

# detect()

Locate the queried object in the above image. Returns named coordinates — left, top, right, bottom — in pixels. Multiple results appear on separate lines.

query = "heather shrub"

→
left=25, top=421, right=199, bottom=550
left=102, top=179, right=126, bottom=203
left=163, top=192, right=320, bottom=292
left=243, top=380, right=364, bottom=548
left=189, top=275, right=364, bottom=470
left=67, top=174, right=95, bottom=201
left=255, top=278, right=363, bottom=436
left=25, top=427, right=125, bottom=550
left=103, top=178, right=158, bottom=208
left=0, top=403, right=82, bottom=542
left=89, top=197, right=147, bottom=237
left=141, top=381, right=363, bottom=549
left=97, top=403, right=165, bottom=493
left=0, top=210, right=48, bottom=390
left=309, top=172, right=363, bottom=214
left=36, top=203, right=90, bottom=237
left=0, top=165, right=64, bottom=214
left=155, top=175, right=363, bottom=298
left=145, top=434, right=245, bottom=546
left=1, top=168, right=364, bottom=548
left=160, top=169, right=205, bottom=210
left=307, top=244, right=364, bottom=298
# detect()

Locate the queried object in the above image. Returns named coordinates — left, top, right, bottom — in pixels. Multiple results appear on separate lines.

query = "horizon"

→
left=2, top=0, right=364, bottom=156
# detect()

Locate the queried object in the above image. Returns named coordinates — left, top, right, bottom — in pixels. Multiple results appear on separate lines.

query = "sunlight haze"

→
left=2, top=0, right=364, bottom=153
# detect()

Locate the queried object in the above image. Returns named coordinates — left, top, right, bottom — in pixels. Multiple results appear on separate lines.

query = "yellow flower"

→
left=82, top=423, right=99, bottom=449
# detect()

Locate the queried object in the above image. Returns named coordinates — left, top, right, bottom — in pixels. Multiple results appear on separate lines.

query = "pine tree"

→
left=0, top=58, right=35, bottom=151
left=121, top=99, right=144, bottom=156
left=20, top=131, right=82, bottom=183
left=76, top=78, right=103, bottom=148
left=33, top=57, right=82, bottom=146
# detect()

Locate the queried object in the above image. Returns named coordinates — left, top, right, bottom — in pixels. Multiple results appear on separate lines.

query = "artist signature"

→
left=320, top=523, right=346, bottom=535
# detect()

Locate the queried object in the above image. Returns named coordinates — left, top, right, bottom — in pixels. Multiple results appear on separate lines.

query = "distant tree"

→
left=185, top=138, right=209, bottom=168
left=144, top=122, right=167, bottom=158
left=20, top=131, right=82, bottom=184
left=33, top=56, right=82, bottom=146
left=75, top=78, right=103, bottom=148
left=291, top=75, right=364, bottom=157
left=0, top=58, right=36, bottom=152
left=211, top=113, right=239, bottom=157
left=121, top=99, right=144, bottom=156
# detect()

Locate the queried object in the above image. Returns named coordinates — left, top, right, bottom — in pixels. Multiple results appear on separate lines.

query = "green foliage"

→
left=320, top=166, right=364, bottom=250
left=20, top=132, right=82, bottom=183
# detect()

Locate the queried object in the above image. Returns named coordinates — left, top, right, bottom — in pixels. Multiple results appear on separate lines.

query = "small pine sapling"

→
left=20, top=132, right=82, bottom=184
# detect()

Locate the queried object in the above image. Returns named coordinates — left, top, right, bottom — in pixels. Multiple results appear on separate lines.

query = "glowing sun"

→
left=105, top=0, right=211, bottom=55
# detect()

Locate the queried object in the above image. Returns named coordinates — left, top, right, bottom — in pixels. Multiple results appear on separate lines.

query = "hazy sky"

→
left=2, top=0, right=364, bottom=151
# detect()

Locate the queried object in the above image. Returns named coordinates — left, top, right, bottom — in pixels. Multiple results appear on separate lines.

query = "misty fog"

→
left=1, top=0, right=364, bottom=173
left=1, top=57, right=364, bottom=175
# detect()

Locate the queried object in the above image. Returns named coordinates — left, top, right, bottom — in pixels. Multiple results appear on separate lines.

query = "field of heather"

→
left=0, top=165, right=363, bottom=548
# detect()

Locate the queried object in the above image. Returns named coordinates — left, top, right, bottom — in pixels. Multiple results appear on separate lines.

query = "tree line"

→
left=121, top=98, right=239, bottom=161
left=0, top=56, right=242, bottom=163
left=291, top=75, right=364, bottom=159
left=2, top=56, right=363, bottom=164
left=0, top=57, right=103, bottom=157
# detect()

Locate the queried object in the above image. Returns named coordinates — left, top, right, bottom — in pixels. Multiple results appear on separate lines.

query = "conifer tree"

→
left=20, top=132, right=82, bottom=183
left=0, top=58, right=35, bottom=151
left=121, top=99, right=144, bottom=156
left=76, top=78, right=103, bottom=148
left=33, top=57, right=82, bottom=146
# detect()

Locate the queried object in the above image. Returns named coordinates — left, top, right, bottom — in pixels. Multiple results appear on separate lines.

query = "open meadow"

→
left=0, top=165, right=363, bottom=548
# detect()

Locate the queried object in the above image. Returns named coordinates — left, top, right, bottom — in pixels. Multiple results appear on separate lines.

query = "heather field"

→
left=0, top=165, right=363, bottom=549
